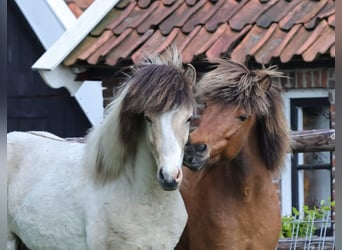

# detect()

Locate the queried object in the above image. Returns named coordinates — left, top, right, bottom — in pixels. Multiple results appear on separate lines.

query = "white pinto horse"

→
left=7, top=48, right=196, bottom=250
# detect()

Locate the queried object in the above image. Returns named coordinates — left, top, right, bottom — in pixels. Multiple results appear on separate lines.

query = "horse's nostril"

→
left=159, top=169, right=165, bottom=181
left=175, top=169, right=182, bottom=182
left=194, top=144, right=207, bottom=152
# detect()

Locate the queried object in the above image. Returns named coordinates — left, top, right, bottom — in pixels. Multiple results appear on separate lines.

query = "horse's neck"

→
left=84, top=92, right=158, bottom=191
left=211, top=131, right=272, bottom=200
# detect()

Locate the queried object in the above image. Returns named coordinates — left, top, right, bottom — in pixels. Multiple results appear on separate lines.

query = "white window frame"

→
left=281, top=89, right=329, bottom=216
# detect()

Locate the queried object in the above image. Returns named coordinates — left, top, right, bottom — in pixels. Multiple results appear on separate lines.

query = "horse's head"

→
left=184, top=58, right=290, bottom=172
left=184, top=102, right=256, bottom=170
left=142, top=63, right=195, bottom=190
left=144, top=106, right=193, bottom=190
left=118, top=48, right=196, bottom=190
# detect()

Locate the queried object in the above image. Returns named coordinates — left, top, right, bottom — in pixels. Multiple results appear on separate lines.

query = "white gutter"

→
left=15, top=0, right=119, bottom=126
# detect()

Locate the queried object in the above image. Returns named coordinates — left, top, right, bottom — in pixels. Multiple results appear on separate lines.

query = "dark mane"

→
left=198, top=58, right=290, bottom=172
left=118, top=58, right=195, bottom=161
left=85, top=48, right=195, bottom=184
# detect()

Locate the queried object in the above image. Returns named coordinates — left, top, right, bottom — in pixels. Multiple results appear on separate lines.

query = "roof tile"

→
left=116, top=0, right=133, bottom=9
left=186, top=0, right=200, bottom=6
left=280, top=25, right=313, bottom=63
left=297, top=20, right=328, bottom=54
left=132, top=29, right=177, bottom=63
left=279, top=0, right=328, bottom=30
left=79, top=30, right=114, bottom=61
left=72, top=0, right=94, bottom=9
left=87, top=31, right=127, bottom=64
left=178, top=25, right=202, bottom=52
left=271, top=23, right=301, bottom=58
left=182, top=0, right=224, bottom=33
left=206, top=24, right=252, bottom=59
left=65, top=0, right=94, bottom=17
left=248, top=22, right=277, bottom=57
left=231, top=25, right=271, bottom=63
left=107, top=1, right=137, bottom=31
left=91, top=8, right=123, bottom=36
left=328, top=14, right=335, bottom=27
left=229, top=0, right=278, bottom=31
left=163, top=0, right=178, bottom=6
left=137, top=0, right=183, bottom=34
left=317, top=1, right=335, bottom=19
left=67, top=2, right=84, bottom=18
left=159, top=0, right=206, bottom=35
left=138, top=0, right=153, bottom=8
left=205, top=0, right=242, bottom=32
left=64, top=35, right=98, bottom=66
left=254, top=24, right=288, bottom=64
left=163, top=28, right=188, bottom=53
left=106, top=29, right=154, bottom=65
left=256, top=0, right=300, bottom=28
left=302, top=25, right=334, bottom=61
left=305, top=1, right=335, bottom=28
left=64, top=0, right=335, bottom=68
left=182, top=24, right=226, bottom=61
left=113, top=1, right=159, bottom=35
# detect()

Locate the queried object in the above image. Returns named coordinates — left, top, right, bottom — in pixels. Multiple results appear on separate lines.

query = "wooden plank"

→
left=66, top=128, right=335, bottom=153
left=291, top=129, right=335, bottom=153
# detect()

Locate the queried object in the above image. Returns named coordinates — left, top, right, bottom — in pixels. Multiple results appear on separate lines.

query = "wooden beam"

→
left=290, top=129, right=335, bottom=153
left=32, top=0, right=120, bottom=71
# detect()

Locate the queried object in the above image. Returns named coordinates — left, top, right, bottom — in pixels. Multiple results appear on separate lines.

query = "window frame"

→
left=290, top=97, right=333, bottom=211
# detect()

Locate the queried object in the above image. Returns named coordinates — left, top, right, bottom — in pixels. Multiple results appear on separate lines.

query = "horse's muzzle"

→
left=183, top=143, right=209, bottom=171
left=158, top=169, right=181, bottom=191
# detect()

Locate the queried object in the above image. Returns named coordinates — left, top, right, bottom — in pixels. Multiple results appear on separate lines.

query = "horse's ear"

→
left=258, top=75, right=272, bottom=92
left=184, top=64, right=196, bottom=86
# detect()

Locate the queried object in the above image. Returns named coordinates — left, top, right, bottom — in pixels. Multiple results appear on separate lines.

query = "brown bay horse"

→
left=176, top=59, right=291, bottom=250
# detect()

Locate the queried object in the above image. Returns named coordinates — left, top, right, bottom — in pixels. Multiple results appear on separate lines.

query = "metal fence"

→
left=276, top=211, right=335, bottom=250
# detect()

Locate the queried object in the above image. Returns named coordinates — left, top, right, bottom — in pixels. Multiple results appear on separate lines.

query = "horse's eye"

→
left=187, top=116, right=193, bottom=123
left=237, top=115, right=248, bottom=122
left=144, top=115, right=152, bottom=123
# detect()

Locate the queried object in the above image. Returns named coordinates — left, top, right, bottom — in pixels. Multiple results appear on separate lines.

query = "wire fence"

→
left=276, top=211, right=335, bottom=250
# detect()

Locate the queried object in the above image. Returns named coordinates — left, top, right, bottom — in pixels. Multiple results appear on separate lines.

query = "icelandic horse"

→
left=7, top=48, right=197, bottom=250
left=176, top=58, right=290, bottom=250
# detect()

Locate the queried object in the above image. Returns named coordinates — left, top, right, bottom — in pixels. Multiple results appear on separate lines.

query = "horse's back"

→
left=7, top=131, right=79, bottom=183
left=7, top=131, right=88, bottom=250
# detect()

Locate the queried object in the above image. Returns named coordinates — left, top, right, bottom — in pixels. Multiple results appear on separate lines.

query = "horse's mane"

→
left=197, top=58, right=290, bottom=172
left=84, top=47, right=195, bottom=184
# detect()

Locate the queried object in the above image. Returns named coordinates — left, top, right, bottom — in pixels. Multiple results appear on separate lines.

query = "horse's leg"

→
left=7, top=233, right=31, bottom=250
left=7, top=233, right=18, bottom=250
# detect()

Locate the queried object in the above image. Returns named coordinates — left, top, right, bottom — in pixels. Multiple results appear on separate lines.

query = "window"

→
left=290, top=98, right=333, bottom=213
left=288, top=97, right=334, bottom=238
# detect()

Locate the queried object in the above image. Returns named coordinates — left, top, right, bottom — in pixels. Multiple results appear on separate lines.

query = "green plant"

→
left=280, top=199, right=335, bottom=239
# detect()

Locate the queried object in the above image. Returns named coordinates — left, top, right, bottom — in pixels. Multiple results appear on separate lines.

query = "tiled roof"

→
left=65, top=0, right=94, bottom=18
left=64, top=0, right=335, bottom=68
